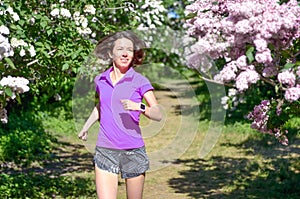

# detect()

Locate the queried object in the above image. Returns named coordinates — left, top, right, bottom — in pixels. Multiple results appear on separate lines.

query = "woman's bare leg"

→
left=125, top=174, right=145, bottom=199
left=95, top=166, right=118, bottom=199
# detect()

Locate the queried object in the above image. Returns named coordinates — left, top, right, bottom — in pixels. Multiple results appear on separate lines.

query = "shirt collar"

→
left=100, top=66, right=135, bottom=81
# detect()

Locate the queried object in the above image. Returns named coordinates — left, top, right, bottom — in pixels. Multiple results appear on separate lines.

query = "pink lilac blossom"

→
left=216, top=61, right=237, bottom=82
left=236, top=55, right=247, bottom=70
left=235, top=69, right=260, bottom=91
left=277, top=70, right=296, bottom=87
left=185, top=0, right=300, bottom=80
left=253, top=37, right=268, bottom=52
left=247, top=100, right=272, bottom=134
left=255, top=49, right=273, bottom=64
left=274, top=129, right=289, bottom=146
left=296, top=67, right=300, bottom=77
left=284, top=86, right=300, bottom=102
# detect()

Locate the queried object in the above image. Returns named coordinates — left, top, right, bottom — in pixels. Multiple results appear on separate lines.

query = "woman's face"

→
left=111, top=37, right=134, bottom=69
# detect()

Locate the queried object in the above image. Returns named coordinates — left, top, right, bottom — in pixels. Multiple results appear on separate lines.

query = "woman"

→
left=78, top=30, right=162, bottom=199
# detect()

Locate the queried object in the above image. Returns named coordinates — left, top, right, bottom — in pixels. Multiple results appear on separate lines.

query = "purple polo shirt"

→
left=94, top=67, right=153, bottom=149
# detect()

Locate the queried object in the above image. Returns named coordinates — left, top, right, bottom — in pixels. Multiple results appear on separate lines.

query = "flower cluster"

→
left=0, top=6, right=36, bottom=59
left=184, top=0, right=300, bottom=144
left=0, top=76, right=30, bottom=98
left=0, top=25, right=13, bottom=60
left=2, top=6, right=20, bottom=21
left=284, top=86, right=300, bottom=102
left=247, top=99, right=289, bottom=146
left=50, top=7, right=71, bottom=18
left=135, top=0, right=166, bottom=30
left=0, top=76, right=30, bottom=123
left=221, top=88, right=241, bottom=110
left=10, top=38, right=36, bottom=57
left=185, top=0, right=300, bottom=73
left=247, top=100, right=271, bottom=133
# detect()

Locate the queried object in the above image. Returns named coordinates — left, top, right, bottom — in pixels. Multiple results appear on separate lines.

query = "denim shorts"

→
left=94, top=146, right=149, bottom=179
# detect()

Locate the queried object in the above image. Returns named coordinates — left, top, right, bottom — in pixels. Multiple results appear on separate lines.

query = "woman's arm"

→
left=78, top=105, right=100, bottom=140
left=121, top=90, right=163, bottom=121
left=142, top=90, right=163, bottom=121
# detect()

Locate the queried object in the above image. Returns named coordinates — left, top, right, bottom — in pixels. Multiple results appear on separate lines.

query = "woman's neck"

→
left=110, top=65, right=128, bottom=85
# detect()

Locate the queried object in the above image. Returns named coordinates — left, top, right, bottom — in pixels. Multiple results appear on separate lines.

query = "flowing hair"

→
left=94, top=30, right=146, bottom=67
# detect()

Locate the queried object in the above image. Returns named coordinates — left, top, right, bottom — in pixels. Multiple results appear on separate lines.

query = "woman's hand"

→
left=121, top=99, right=139, bottom=111
left=78, top=130, right=88, bottom=141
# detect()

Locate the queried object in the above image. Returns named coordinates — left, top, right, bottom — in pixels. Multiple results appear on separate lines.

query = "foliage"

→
left=0, top=105, right=55, bottom=166
left=0, top=0, right=171, bottom=119
left=184, top=0, right=300, bottom=144
left=0, top=172, right=95, bottom=198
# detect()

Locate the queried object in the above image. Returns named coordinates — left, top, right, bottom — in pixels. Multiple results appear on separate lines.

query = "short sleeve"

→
left=139, top=77, right=154, bottom=96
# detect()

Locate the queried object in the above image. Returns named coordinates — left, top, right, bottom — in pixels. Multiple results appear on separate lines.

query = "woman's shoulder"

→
left=94, top=67, right=111, bottom=84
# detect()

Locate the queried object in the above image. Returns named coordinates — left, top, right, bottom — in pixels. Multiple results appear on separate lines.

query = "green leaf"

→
left=283, top=63, right=295, bottom=70
left=4, top=87, right=13, bottom=97
left=18, top=19, right=25, bottom=26
left=40, top=21, right=47, bottom=29
left=4, top=58, right=16, bottom=69
left=47, top=29, right=53, bottom=36
left=185, top=12, right=197, bottom=20
left=16, top=95, right=21, bottom=104
left=62, top=63, right=69, bottom=71
left=246, top=47, right=255, bottom=63
left=35, top=42, right=44, bottom=47
left=275, top=85, right=279, bottom=94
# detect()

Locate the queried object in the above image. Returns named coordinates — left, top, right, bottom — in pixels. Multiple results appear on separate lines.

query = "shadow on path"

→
left=168, top=139, right=300, bottom=199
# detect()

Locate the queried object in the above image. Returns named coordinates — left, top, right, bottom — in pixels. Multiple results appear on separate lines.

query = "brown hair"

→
left=94, top=30, right=146, bottom=66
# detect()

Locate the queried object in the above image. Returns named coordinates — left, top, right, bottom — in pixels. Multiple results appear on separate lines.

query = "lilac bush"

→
left=185, top=0, right=300, bottom=144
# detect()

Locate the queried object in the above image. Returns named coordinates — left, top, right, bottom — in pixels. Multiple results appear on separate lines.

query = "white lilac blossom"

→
left=28, top=45, right=36, bottom=57
left=135, top=0, right=166, bottom=30
left=0, top=76, right=30, bottom=94
left=11, top=38, right=28, bottom=48
left=50, top=8, right=71, bottom=18
left=5, top=6, right=20, bottom=21
left=60, top=8, right=71, bottom=18
left=221, top=96, right=229, bottom=110
left=0, top=76, right=30, bottom=123
left=83, top=5, right=96, bottom=15
left=0, top=34, right=14, bottom=60
left=0, top=25, right=10, bottom=35
left=19, top=48, right=26, bottom=57
left=50, top=8, right=60, bottom=17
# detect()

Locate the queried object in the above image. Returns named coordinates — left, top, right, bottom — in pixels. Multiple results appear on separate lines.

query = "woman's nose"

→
left=121, top=50, right=128, bottom=56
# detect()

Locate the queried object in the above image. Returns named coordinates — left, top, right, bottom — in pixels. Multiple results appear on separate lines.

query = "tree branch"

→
left=26, top=49, right=57, bottom=67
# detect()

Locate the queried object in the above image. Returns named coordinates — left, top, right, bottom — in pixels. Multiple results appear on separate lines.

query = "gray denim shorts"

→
left=94, top=146, right=149, bottom=179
